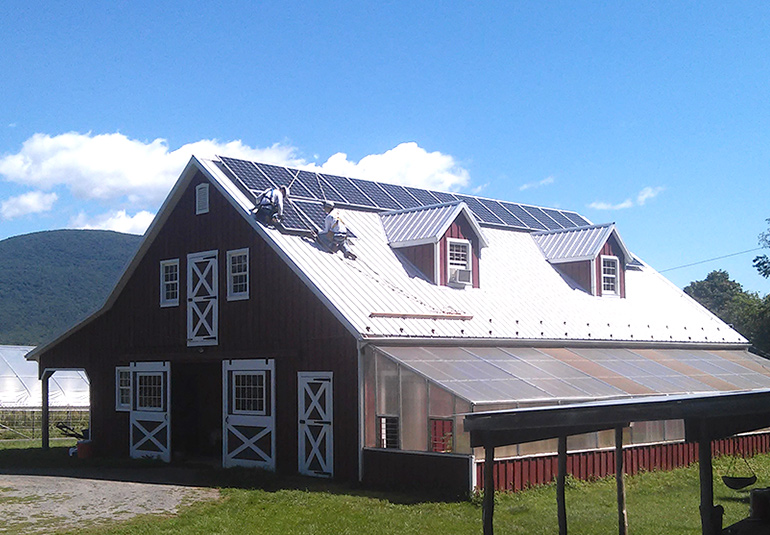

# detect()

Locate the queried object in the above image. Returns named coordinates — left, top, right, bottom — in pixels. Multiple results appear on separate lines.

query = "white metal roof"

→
left=532, top=223, right=633, bottom=264
left=1, top=346, right=90, bottom=408
left=380, top=202, right=489, bottom=248
left=195, top=158, right=746, bottom=346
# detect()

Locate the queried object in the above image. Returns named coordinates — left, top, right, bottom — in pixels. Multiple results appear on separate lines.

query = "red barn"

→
left=28, top=155, right=770, bottom=494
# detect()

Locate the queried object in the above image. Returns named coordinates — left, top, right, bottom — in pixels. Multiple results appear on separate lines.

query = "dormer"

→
left=532, top=223, right=633, bottom=298
left=380, top=202, right=488, bottom=288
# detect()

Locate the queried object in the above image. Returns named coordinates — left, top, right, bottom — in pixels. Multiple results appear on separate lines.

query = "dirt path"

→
left=0, top=472, right=220, bottom=534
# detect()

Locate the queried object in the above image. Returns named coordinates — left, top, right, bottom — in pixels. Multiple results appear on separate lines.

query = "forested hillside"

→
left=0, top=230, right=142, bottom=345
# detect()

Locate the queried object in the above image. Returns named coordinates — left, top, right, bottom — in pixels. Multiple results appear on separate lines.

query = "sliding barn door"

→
left=187, top=250, right=218, bottom=347
left=130, top=361, right=171, bottom=462
left=222, top=359, right=276, bottom=470
left=298, top=372, right=333, bottom=478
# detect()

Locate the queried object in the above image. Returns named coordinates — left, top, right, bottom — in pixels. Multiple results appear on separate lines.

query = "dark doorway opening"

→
left=171, top=361, right=222, bottom=463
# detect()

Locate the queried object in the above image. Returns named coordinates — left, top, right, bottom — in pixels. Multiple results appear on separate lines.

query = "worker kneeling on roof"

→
left=315, top=201, right=357, bottom=260
left=253, top=185, right=289, bottom=227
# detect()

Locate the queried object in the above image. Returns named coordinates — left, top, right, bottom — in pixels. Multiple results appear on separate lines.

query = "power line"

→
left=659, top=247, right=764, bottom=273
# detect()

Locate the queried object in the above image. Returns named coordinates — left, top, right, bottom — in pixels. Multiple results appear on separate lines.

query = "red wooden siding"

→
left=399, top=243, right=436, bottom=283
left=363, top=448, right=472, bottom=498
left=555, top=260, right=592, bottom=293
left=477, top=433, right=770, bottom=491
left=596, top=235, right=626, bottom=298
left=37, top=172, right=361, bottom=482
left=439, top=214, right=481, bottom=288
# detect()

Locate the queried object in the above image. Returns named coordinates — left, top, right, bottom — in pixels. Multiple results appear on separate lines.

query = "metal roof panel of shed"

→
left=532, top=223, right=633, bottom=263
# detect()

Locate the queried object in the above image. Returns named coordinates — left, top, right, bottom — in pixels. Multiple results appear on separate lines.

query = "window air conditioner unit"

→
left=449, top=268, right=472, bottom=286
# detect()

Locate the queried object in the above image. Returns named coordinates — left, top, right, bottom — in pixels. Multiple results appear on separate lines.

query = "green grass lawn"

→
left=2, top=439, right=767, bottom=535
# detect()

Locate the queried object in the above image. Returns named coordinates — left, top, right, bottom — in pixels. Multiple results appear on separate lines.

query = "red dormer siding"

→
left=439, top=216, right=481, bottom=288
left=400, top=243, right=436, bottom=284
left=596, top=235, right=626, bottom=298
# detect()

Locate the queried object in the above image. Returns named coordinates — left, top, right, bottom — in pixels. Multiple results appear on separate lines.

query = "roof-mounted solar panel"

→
left=293, top=199, right=357, bottom=237
left=522, top=206, right=561, bottom=230
left=255, top=163, right=294, bottom=188
left=220, top=157, right=276, bottom=191
left=279, top=202, right=313, bottom=233
left=293, top=170, right=324, bottom=199
left=350, top=178, right=401, bottom=210
left=454, top=194, right=505, bottom=225
left=430, top=190, right=458, bottom=203
left=317, top=175, right=346, bottom=204
left=378, top=182, right=421, bottom=209
left=321, top=173, right=376, bottom=207
left=479, top=199, right=527, bottom=228
left=499, top=202, right=548, bottom=230
left=542, top=208, right=577, bottom=229
left=562, top=211, right=591, bottom=227
left=405, top=186, right=441, bottom=206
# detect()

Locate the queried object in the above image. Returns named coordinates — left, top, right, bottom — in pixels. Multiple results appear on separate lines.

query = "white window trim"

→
left=227, top=248, right=250, bottom=301
left=135, top=371, right=166, bottom=412
left=196, top=183, right=210, bottom=215
left=159, top=259, right=180, bottom=307
left=231, top=370, right=267, bottom=416
left=446, top=238, right=472, bottom=286
left=601, top=255, right=621, bottom=297
left=115, top=366, right=131, bottom=412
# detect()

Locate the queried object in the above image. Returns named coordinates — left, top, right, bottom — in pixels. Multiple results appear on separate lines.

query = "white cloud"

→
left=589, top=185, right=665, bottom=211
left=312, top=142, right=470, bottom=191
left=637, top=186, right=665, bottom=205
left=1, top=190, right=58, bottom=219
left=70, top=210, right=156, bottom=235
left=519, top=175, right=555, bottom=191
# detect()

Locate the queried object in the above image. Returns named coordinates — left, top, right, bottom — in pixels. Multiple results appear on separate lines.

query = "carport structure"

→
left=465, top=389, right=770, bottom=535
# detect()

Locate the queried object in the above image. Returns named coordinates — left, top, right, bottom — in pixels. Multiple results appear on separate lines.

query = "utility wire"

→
left=659, top=247, right=764, bottom=273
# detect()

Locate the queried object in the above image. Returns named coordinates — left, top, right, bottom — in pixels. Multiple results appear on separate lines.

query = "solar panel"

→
left=542, top=208, right=576, bottom=229
left=430, top=190, right=458, bottom=203
left=350, top=178, right=401, bottom=209
left=279, top=201, right=312, bottom=233
left=317, top=175, right=346, bottom=204
left=255, top=163, right=294, bottom=188
left=499, top=202, right=547, bottom=230
left=293, top=170, right=324, bottom=199
left=321, top=174, right=376, bottom=207
left=522, top=206, right=561, bottom=230
left=454, top=194, right=505, bottom=225
left=478, top=199, right=527, bottom=228
left=404, top=186, right=441, bottom=206
left=562, top=211, right=591, bottom=227
left=294, top=200, right=326, bottom=230
left=378, top=183, right=420, bottom=209
left=220, top=157, right=275, bottom=191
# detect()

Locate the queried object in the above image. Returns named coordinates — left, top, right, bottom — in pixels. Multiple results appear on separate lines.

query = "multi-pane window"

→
left=227, top=248, right=249, bottom=301
left=115, top=367, right=131, bottom=411
left=232, top=371, right=266, bottom=415
left=160, top=259, right=179, bottom=307
left=136, top=373, right=164, bottom=411
left=447, top=239, right=472, bottom=285
left=379, top=416, right=399, bottom=449
left=601, top=256, right=620, bottom=296
left=430, top=418, right=454, bottom=453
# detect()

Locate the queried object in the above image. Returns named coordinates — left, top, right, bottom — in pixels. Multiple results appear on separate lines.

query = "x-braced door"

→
left=187, top=250, right=218, bottom=347
left=298, top=372, right=333, bottom=478
left=223, top=359, right=276, bottom=470
left=130, top=361, right=171, bottom=462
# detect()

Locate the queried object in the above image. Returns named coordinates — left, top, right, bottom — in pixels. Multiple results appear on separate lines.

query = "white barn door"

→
left=222, top=359, right=276, bottom=470
left=187, top=250, right=218, bottom=347
left=298, top=372, right=333, bottom=478
left=130, top=361, right=171, bottom=462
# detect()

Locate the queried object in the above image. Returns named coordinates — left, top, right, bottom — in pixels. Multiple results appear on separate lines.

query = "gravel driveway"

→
left=0, top=470, right=221, bottom=534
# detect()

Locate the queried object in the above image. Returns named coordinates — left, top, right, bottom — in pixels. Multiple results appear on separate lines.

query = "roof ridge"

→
left=532, top=222, right=615, bottom=236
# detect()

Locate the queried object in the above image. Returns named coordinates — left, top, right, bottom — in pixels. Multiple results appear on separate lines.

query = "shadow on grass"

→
left=0, top=443, right=466, bottom=505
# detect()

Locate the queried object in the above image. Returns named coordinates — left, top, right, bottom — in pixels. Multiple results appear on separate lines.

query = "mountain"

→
left=0, top=229, right=142, bottom=345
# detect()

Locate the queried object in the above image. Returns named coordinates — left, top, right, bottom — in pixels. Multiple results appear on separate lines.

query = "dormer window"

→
left=601, top=256, right=620, bottom=296
left=447, top=238, right=472, bottom=286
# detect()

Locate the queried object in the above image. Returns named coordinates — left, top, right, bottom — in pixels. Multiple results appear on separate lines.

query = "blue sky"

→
left=1, top=1, right=769, bottom=294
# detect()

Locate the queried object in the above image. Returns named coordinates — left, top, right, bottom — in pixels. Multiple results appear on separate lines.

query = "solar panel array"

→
left=218, top=156, right=591, bottom=234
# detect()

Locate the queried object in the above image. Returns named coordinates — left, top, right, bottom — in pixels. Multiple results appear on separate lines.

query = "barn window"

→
left=195, top=183, right=210, bottom=215
left=447, top=238, right=472, bottom=286
left=430, top=418, right=453, bottom=452
left=227, top=248, right=249, bottom=301
left=601, top=256, right=620, bottom=296
left=232, top=371, right=267, bottom=415
left=115, top=367, right=131, bottom=412
left=136, top=372, right=165, bottom=411
left=379, top=416, right=399, bottom=448
left=159, top=259, right=180, bottom=307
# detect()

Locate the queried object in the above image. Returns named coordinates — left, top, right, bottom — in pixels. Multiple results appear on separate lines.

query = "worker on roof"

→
left=314, top=201, right=357, bottom=260
left=253, top=185, right=289, bottom=227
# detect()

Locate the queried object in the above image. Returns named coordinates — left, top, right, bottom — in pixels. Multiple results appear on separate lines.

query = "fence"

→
left=0, top=409, right=89, bottom=440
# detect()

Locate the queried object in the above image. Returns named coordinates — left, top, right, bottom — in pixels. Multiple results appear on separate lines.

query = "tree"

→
left=684, top=270, right=770, bottom=355
left=754, top=218, right=770, bottom=278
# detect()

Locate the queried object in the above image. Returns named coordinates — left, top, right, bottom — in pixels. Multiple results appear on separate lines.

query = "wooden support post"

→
left=41, top=370, right=51, bottom=450
left=557, top=435, right=568, bottom=535
left=698, top=425, right=719, bottom=535
left=483, top=445, right=495, bottom=535
left=615, top=426, right=628, bottom=535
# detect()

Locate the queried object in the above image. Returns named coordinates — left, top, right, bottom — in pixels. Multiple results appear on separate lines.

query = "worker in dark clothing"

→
left=253, top=185, right=289, bottom=227
left=314, top=201, right=356, bottom=260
